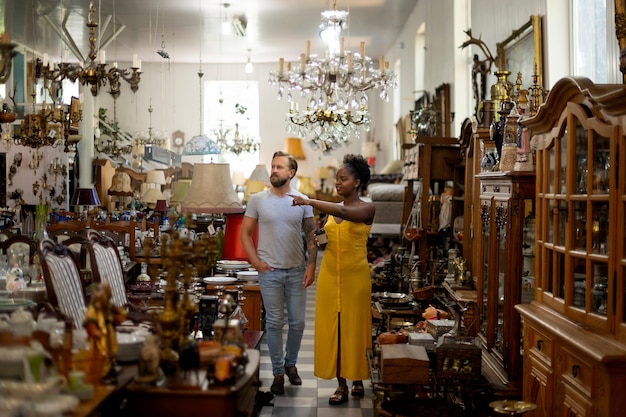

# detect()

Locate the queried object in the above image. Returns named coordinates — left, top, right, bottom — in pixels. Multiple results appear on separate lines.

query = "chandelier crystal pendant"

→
left=268, top=1, right=396, bottom=152
left=213, top=99, right=260, bottom=155
left=37, top=1, right=141, bottom=97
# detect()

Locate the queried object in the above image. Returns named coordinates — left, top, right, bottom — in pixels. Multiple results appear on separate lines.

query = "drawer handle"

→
left=572, top=365, right=580, bottom=378
left=536, top=340, right=543, bottom=351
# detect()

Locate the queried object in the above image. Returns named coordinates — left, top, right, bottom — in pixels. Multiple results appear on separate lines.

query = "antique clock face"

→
left=172, top=130, right=185, bottom=148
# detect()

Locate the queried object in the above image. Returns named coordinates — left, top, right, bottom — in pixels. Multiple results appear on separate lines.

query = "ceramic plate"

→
left=237, top=271, right=259, bottom=281
left=216, top=260, right=250, bottom=271
left=203, top=276, right=238, bottom=284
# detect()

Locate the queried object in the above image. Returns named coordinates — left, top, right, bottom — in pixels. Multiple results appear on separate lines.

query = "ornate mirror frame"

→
left=496, top=15, right=543, bottom=90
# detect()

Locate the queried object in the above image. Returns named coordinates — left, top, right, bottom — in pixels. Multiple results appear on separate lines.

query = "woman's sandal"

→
left=351, top=382, right=365, bottom=397
left=329, top=386, right=349, bottom=405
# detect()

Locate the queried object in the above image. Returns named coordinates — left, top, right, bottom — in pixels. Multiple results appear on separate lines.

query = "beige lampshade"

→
left=284, top=137, right=306, bottom=160
left=141, top=188, right=166, bottom=207
left=181, top=163, right=244, bottom=213
left=315, top=167, right=330, bottom=179
left=249, top=164, right=270, bottom=184
left=170, top=178, right=192, bottom=203
left=146, top=170, right=167, bottom=185
left=244, top=180, right=266, bottom=201
left=362, top=141, right=378, bottom=158
left=297, top=176, right=315, bottom=197
left=231, top=171, right=246, bottom=187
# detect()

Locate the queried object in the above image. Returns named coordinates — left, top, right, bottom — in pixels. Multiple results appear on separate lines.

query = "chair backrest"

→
left=86, top=229, right=127, bottom=308
left=89, top=219, right=136, bottom=261
left=38, top=238, right=87, bottom=329
left=46, top=222, right=86, bottom=244
left=0, top=234, right=37, bottom=267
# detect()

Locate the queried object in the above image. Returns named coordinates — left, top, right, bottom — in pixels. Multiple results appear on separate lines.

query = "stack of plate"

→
left=237, top=270, right=259, bottom=282
left=216, top=260, right=250, bottom=272
left=116, top=326, right=149, bottom=362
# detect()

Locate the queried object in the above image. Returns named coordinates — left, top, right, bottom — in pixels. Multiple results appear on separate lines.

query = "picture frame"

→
left=496, top=15, right=543, bottom=90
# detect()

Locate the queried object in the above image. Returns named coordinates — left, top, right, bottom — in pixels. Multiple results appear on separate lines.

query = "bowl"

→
left=0, top=375, right=67, bottom=399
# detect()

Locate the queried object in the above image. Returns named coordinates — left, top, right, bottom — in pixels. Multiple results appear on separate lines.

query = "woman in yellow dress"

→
left=290, top=154, right=375, bottom=405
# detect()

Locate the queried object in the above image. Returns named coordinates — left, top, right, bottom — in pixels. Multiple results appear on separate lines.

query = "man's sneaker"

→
left=271, top=375, right=285, bottom=395
left=285, top=365, right=302, bottom=385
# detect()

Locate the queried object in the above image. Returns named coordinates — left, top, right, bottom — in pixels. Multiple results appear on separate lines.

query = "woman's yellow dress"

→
left=314, top=215, right=372, bottom=381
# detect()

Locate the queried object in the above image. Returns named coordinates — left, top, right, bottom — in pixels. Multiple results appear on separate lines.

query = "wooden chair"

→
left=89, top=219, right=137, bottom=261
left=46, top=222, right=86, bottom=244
left=86, top=229, right=155, bottom=325
left=0, top=234, right=37, bottom=267
left=38, top=238, right=88, bottom=329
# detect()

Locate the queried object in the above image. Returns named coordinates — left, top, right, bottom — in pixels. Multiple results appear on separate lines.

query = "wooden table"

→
left=120, top=349, right=260, bottom=417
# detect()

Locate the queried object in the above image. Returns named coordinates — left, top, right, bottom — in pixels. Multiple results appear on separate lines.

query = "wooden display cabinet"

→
left=476, top=171, right=535, bottom=396
left=517, top=77, right=626, bottom=417
left=402, top=137, right=463, bottom=280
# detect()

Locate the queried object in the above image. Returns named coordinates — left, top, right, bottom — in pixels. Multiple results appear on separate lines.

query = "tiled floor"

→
left=257, top=280, right=376, bottom=417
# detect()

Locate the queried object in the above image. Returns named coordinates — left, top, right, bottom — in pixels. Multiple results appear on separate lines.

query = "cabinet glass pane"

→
left=572, top=257, right=587, bottom=311
left=556, top=252, right=565, bottom=299
left=574, top=121, right=589, bottom=195
left=522, top=212, right=536, bottom=304
left=573, top=202, right=587, bottom=251
left=591, top=261, right=609, bottom=316
left=591, top=202, right=609, bottom=255
left=548, top=143, right=556, bottom=194
left=557, top=200, right=567, bottom=247
left=496, top=204, right=506, bottom=356
left=481, top=203, right=489, bottom=331
left=559, top=131, right=567, bottom=194
left=547, top=200, right=555, bottom=243
left=546, top=249, right=554, bottom=294
left=592, top=135, right=610, bottom=194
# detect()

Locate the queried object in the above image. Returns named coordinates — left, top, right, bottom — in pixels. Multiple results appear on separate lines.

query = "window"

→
left=571, top=0, right=620, bottom=83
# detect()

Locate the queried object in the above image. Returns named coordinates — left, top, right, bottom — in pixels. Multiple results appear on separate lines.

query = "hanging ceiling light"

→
left=214, top=99, right=259, bottom=155
left=95, top=94, right=133, bottom=159
left=37, top=1, right=141, bottom=97
left=268, top=0, right=396, bottom=153
left=134, top=102, right=167, bottom=148
left=245, top=49, right=253, bottom=74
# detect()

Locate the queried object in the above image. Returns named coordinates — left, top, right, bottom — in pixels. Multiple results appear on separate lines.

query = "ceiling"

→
left=5, top=0, right=418, bottom=67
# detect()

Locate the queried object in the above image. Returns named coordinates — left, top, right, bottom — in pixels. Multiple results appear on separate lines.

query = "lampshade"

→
left=362, top=141, right=378, bottom=158
left=146, top=170, right=166, bottom=185
left=284, top=137, right=306, bottom=160
left=244, top=180, right=266, bottom=202
left=108, top=172, right=133, bottom=194
left=154, top=199, right=168, bottom=212
left=297, top=176, right=315, bottom=197
left=71, top=188, right=101, bottom=206
left=231, top=171, right=246, bottom=187
left=249, top=164, right=270, bottom=184
left=315, top=167, right=330, bottom=179
left=169, top=179, right=192, bottom=203
left=141, top=188, right=166, bottom=207
left=181, top=163, right=244, bottom=214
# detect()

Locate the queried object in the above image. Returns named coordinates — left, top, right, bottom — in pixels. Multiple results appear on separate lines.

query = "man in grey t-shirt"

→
left=240, top=151, right=317, bottom=396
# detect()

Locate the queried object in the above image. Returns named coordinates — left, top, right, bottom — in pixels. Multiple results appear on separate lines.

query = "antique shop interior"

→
left=0, top=0, right=625, bottom=416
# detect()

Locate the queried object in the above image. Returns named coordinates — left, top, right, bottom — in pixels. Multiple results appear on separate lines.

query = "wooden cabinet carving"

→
left=476, top=171, right=535, bottom=395
left=516, top=77, right=626, bottom=417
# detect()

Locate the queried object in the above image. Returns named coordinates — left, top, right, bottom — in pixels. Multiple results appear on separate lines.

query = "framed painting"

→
left=496, top=15, right=543, bottom=90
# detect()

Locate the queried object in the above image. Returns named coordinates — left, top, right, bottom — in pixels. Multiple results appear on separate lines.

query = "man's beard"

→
left=270, top=175, right=289, bottom=188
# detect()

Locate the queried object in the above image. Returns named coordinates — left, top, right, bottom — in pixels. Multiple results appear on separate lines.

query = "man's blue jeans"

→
left=259, top=266, right=306, bottom=377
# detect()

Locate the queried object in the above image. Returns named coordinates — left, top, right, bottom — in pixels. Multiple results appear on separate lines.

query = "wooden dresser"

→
left=516, top=77, right=626, bottom=417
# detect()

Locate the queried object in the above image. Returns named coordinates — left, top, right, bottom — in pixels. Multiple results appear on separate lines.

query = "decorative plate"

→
left=237, top=271, right=259, bottom=281
left=203, top=276, right=238, bottom=284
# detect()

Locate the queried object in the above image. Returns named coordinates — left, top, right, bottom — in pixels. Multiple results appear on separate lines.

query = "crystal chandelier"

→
left=214, top=101, right=259, bottom=155
left=134, top=103, right=167, bottom=148
left=268, top=1, right=396, bottom=152
left=96, top=95, right=133, bottom=158
left=37, top=1, right=141, bottom=97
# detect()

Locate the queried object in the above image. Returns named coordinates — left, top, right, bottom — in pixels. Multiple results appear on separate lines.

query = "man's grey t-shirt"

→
left=244, top=188, right=313, bottom=269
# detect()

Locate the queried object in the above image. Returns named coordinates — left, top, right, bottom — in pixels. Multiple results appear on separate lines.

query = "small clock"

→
left=172, top=130, right=185, bottom=149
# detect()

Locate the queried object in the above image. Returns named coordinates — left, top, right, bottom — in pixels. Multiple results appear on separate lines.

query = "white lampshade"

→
left=181, top=163, right=243, bottom=213
left=231, top=171, right=246, bottom=187
left=141, top=188, right=166, bottom=207
left=146, top=170, right=166, bottom=185
left=249, top=164, right=270, bottom=184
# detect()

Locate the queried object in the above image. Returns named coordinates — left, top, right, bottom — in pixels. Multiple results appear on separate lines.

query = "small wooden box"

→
left=408, top=332, right=436, bottom=352
left=436, top=336, right=481, bottom=380
left=380, top=344, right=430, bottom=385
left=426, top=319, right=455, bottom=339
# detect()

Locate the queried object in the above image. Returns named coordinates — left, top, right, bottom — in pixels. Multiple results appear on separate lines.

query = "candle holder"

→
left=489, top=400, right=536, bottom=416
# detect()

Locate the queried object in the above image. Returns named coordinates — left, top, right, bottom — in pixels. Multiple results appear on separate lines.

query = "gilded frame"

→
left=496, top=15, right=543, bottom=89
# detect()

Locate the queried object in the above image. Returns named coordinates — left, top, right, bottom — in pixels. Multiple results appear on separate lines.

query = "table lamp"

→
left=71, top=187, right=101, bottom=221
left=248, top=164, right=270, bottom=185
left=315, top=167, right=331, bottom=192
left=181, top=163, right=243, bottom=214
